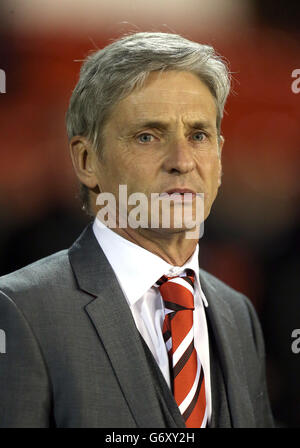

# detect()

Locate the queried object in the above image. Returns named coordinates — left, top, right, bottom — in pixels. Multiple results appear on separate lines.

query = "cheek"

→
left=197, top=153, right=221, bottom=182
left=209, top=161, right=222, bottom=196
left=121, top=151, right=157, bottom=189
left=211, top=158, right=222, bottom=184
left=97, top=147, right=128, bottom=183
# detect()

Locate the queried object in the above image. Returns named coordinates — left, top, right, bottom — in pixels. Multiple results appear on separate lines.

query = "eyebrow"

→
left=188, top=121, right=215, bottom=131
left=127, top=119, right=215, bottom=133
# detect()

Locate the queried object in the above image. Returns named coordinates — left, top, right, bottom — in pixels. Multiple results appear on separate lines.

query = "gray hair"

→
left=66, top=32, right=231, bottom=214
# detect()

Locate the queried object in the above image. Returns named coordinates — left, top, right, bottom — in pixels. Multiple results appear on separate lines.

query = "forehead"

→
left=109, top=71, right=217, bottom=126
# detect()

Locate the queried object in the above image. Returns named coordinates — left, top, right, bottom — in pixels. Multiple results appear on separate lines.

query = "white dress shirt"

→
left=93, top=217, right=212, bottom=423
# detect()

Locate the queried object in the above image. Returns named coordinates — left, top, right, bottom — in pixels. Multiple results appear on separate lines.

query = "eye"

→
left=137, top=133, right=155, bottom=143
left=191, top=131, right=206, bottom=142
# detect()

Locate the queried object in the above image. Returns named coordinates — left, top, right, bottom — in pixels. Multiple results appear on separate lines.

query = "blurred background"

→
left=0, top=0, right=299, bottom=427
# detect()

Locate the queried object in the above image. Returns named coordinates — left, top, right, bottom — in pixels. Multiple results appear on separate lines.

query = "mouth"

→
left=158, top=189, right=199, bottom=204
left=160, top=188, right=197, bottom=197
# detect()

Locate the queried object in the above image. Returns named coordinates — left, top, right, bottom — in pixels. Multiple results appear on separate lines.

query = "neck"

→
left=111, top=226, right=199, bottom=266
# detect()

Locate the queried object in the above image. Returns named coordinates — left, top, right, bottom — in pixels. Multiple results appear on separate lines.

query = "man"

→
left=0, top=32, right=274, bottom=428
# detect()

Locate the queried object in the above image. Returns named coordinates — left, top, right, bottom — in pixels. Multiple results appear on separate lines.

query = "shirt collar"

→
left=93, top=217, right=208, bottom=307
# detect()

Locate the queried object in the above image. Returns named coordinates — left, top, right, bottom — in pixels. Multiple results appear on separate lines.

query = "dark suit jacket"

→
left=0, top=223, right=274, bottom=427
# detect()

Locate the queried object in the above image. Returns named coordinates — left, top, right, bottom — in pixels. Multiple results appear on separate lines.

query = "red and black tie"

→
left=157, top=269, right=207, bottom=428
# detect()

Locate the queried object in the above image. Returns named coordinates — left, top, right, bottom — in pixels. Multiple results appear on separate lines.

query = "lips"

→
left=160, top=188, right=196, bottom=197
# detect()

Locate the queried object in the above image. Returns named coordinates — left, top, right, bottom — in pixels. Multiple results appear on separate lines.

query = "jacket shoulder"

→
left=0, top=250, right=73, bottom=301
left=199, top=267, right=262, bottom=338
left=199, top=267, right=264, bottom=355
left=199, top=267, right=247, bottom=303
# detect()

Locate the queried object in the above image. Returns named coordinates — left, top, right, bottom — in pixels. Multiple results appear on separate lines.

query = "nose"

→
left=162, top=137, right=196, bottom=174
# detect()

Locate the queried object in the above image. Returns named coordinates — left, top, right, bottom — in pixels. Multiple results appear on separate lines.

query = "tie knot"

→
left=157, top=269, right=195, bottom=311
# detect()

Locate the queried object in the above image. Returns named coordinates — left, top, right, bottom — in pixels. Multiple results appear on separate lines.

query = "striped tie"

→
left=157, top=269, right=207, bottom=428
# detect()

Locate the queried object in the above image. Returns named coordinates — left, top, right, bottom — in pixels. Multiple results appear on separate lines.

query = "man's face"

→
left=93, top=70, right=223, bottom=233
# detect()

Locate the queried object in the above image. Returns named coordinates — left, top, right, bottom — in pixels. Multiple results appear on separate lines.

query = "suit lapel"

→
left=68, top=223, right=175, bottom=428
left=199, top=270, right=256, bottom=428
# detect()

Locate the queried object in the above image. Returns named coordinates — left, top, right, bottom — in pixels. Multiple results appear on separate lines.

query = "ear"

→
left=69, top=136, right=99, bottom=189
left=217, top=135, right=224, bottom=187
